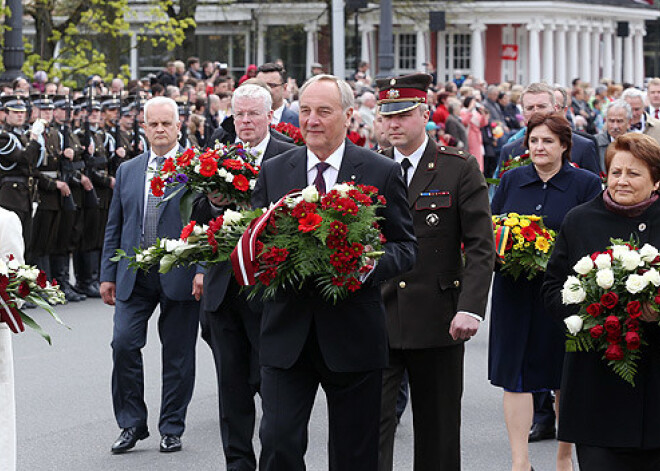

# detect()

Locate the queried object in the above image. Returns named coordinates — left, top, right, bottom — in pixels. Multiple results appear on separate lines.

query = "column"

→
left=304, top=21, right=319, bottom=79
left=415, top=24, right=427, bottom=72
left=470, top=22, right=486, bottom=81
left=359, top=23, right=374, bottom=64
left=624, top=33, right=634, bottom=84
left=437, top=31, right=446, bottom=83
left=602, top=23, right=613, bottom=82
left=256, top=23, right=266, bottom=67
left=591, top=25, right=601, bottom=86
left=130, top=32, right=138, bottom=80
left=555, top=24, right=567, bottom=86
left=542, top=22, right=555, bottom=83
left=331, top=0, right=345, bottom=79
left=580, top=23, right=592, bottom=84
left=567, top=23, right=579, bottom=84
left=614, top=36, right=623, bottom=83
left=633, top=23, right=646, bottom=88
left=527, top=22, right=542, bottom=84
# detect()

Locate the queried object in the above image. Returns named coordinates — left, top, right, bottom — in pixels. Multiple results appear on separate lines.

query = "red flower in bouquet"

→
left=604, top=315, right=620, bottom=333
left=232, top=174, right=250, bottom=192
left=222, top=159, right=245, bottom=171
left=177, top=148, right=195, bottom=166
left=605, top=343, right=625, bottom=361
left=520, top=226, right=537, bottom=241
left=586, top=303, right=604, bottom=317
left=601, top=292, right=619, bottom=309
left=199, top=158, right=218, bottom=177
left=625, top=331, right=641, bottom=350
left=345, top=277, right=361, bottom=292
left=181, top=220, right=197, bottom=241
left=162, top=158, right=177, bottom=173
left=17, top=281, right=30, bottom=298
left=291, top=201, right=318, bottom=219
left=151, top=176, right=165, bottom=197
left=36, top=270, right=47, bottom=288
left=626, top=300, right=642, bottom=318
left=590, top=325, right=605, bottom=338
left=298, top=213, right=323, bottom=233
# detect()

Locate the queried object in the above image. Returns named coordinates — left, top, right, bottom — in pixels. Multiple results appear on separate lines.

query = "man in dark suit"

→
left=100, top=97, right=202, bottom=454
left=498, top=83, right=600, bottom=176
left=376, top=74, right=495, bottom=471
left=252, top=74, right=417, bottom=470
left=595, top=100, right=631, bottom=172
left=257, top=62, right=299, bottom=128
left=191, top=83, right=295, bottom=470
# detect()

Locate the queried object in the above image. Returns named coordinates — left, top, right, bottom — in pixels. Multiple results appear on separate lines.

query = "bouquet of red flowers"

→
left=0, top=254, right=66, bottom=343
left=112, top=207, right=265, bottom=274
left=272, top=122, right=305, bottom=146
left=561, top=240, right=660, bottom=385
left=499, top=151, right=531, bottom=178
left=232, top=182, right=386, bottom=304
left=492, top=213, right=556, bottom=280
left=150, top=143, right=260, bottom=221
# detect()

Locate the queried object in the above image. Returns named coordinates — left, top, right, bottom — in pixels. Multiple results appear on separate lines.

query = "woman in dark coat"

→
left=542, top=133, right=660, bottom=471
left=490, top=113, right=602, bottom=471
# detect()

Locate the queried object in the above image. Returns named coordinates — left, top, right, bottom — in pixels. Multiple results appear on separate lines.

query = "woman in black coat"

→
left=542, top=133, right=660, bottom=471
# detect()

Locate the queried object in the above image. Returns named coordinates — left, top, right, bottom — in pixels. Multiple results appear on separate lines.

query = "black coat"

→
left=542, top=195, right=660, bottom=448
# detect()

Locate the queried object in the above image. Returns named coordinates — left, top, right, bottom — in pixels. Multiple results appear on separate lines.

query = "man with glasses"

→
left=257, top=62, right=299, bottom=127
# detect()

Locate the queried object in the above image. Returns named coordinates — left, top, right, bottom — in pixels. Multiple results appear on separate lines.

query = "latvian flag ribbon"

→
left=0, top=294, right=24, bottom=334
left=494, top=225, right=510, bottom=259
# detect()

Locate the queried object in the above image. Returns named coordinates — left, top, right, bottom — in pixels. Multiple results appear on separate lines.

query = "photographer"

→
left=460, top=95, right=488, bottom=171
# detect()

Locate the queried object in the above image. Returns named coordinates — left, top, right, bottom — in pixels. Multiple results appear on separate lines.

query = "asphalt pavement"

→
left=13, top=299, right=570, bottom=470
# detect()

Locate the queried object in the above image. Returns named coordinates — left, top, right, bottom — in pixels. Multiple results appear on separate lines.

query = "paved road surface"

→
left=14, top=299, right=570, bottom=470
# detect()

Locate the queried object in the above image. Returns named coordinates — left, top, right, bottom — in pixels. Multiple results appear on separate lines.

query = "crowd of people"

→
left=3, top=55, right=660, bottom=471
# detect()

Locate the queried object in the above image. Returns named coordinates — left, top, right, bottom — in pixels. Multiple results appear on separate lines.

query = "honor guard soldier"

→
left=376, top=73, right=495, bottom=471
left=0, top=95, right=43, bottom=258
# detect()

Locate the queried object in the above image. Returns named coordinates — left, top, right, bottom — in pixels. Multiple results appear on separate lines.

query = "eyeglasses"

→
left=523, top=103, right=552, bottom=113
left=266, top=82, right=284, bottom=89
left=235, top=111, right=265, bottom=120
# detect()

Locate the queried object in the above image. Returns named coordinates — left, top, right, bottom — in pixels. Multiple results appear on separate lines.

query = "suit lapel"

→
left=137, top=152, right=150, bottom=224
left=337, top=141, right=363, bottom=185
left=407, top=140, right=438, bottom=208
left=287, top=146, right=308, bottom=191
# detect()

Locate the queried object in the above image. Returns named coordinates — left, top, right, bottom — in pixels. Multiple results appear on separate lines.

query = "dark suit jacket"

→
left=444, top=114, right=468, bottom=149
left=251, top=140, right=417, bottom=372
left=499, top=132, right=600, bottom=175
left=193, top=135, right=296, bottom=312
left=100, top=150, right=199, bottom=302
left=594, top=131, right=611, bottom=172
left=382, top=140, right=495, bottom=349
left=280, top=107, right=300, bottom=128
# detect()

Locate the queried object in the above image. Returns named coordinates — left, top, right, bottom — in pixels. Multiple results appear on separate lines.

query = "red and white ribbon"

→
left=0, top=296, right=23, bottom=334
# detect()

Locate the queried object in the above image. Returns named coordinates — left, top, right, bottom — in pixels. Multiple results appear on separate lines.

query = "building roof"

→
left=481, top=0, right=655, bottom=7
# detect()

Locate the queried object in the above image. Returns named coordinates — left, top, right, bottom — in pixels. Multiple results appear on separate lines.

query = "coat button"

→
left=430, top=203, right=437, bottom=209
left=399, top=281, right=406, bottom=289
left=454, top=280, right=460, bottom=287
left=639, top=223, right=647, bottom=232
left=535, top=204, right=542, bottom=210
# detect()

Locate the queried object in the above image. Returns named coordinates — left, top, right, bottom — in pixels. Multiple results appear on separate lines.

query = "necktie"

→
left=631, top=122, right=643, bottom=131
left=143, top=156, right=165, bottom=248
left=401, top=158, right=413, bottom=187
left=314, top=162, right=330, bottom=194
left=655, top=109, right=659, bottom=120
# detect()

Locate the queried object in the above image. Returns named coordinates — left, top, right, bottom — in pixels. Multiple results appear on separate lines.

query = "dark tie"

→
left=401, top=158, right=413, bottom=186
left=655, top=109, right=659, bottom=120
left=143, top=156, right=165, bottom=248
left=314, top=162, right=330, bottom=194
left=631, top=122, right=643, bottom=131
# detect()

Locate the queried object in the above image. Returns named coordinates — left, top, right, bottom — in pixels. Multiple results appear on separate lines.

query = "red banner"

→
left=502, top=44, right=519, bottom=61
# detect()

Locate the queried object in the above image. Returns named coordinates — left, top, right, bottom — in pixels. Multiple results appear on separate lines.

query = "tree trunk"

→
left=33, top=3, right=56, bottom=61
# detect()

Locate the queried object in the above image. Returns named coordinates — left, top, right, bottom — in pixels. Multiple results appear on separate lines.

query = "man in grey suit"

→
left=100, top=96, right=202, bottom=454
left=191, top=84, right=295, bottom=470
left=595, top=100, right=631, bottom=172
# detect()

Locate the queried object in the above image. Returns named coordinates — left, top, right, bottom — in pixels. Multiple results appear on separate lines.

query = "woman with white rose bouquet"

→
left=542, top=133, right=660, bottom=471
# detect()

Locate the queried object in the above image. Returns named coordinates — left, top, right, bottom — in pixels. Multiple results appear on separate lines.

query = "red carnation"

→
left=298, top=213, right=323, bottom=233
left=377, top=195, right=387, bottom=205
left=605, top=343, right=624, bottom=361
left=604, top=315, right=621, bottom=333
left=244, top=162, right=259, bottom=176
left=177, top=148, right=195, bottom=166
left=600, top=292, right=619, bottom=309
left=589, top=325, right=605, bottom=338
left=626, top=301, right=642, bottom=319
left=150, top=176, right=165, bottom=197
left=625, top=331, right=641, bottom=351
left=161, top=157, right=176, bottom=173
left=199, top=158, right=218, bottom=177
left=232, top=174, right=250, bottom=192
left=36, top=270, right=47, bottom=288
left=222, top=159, right=244, bottom=171
left=180, top=220, right=197, bottom=241
left=17, top=281, right=30, bottom=298
left=0, top=274, right=9, bottom=291
left=206, top=230, right=218, bottom=253
left=208, top=216, right=224, bottom=234
left=586, top=303, right=604, bottom=317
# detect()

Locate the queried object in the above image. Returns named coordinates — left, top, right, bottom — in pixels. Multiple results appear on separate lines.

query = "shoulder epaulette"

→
left=437, top=144, right=468, bottom=159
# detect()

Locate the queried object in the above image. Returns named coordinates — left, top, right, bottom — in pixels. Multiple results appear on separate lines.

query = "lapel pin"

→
left=426, top=213, right=439, bottom=227
left=428, top=162, right=435, bottom=169
left=351, top=174, right=357, bottom=180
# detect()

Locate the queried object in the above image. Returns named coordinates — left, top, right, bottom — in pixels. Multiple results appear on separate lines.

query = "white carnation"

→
left=643, top=268, right=660, bottom=287
left=573, top=256, right=594, bottom=275
left=611, top=244, right=630, bottom=261
left=224, top=173, right=234, bottom=183
left=640, top=243, right=660, bottom=263
left=194, top=164, right=201, bottom=174
left=173, top=242, right=192, bottom=256
left=626, top=273, right=649, bottom=294
left=593, top=253, right=612, bottom=270
left=192, top=224, right=205, bottom=236
left=332, top=183, right=352, bottom=197
left=562, top=276, right=586, bottom=305
left=595, top=269, right=615, bottom=289
left=301, top=185, right=319, bottom=203
left=564, top=315, right=584, bottom=335
left=218, top=168, right=228, bottom=178
left=165, top=239, right=185, bottom=252
left=224, top=209, right=243, bottom=225
left=620, top=251, right=643, bottom=271
left=7, top=258, right=19, bottom=270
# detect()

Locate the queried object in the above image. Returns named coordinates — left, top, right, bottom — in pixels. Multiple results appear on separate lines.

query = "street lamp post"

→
left=1, top=0, right=25, bottom=81
left=377, top=0, right=394, bottom=77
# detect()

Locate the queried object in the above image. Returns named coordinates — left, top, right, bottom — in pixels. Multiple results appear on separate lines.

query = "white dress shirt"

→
left=236, top=133, right=270, bottom=167
left=143, top=146, right=179, bottom=231
left=271, top=104, right=285, bottom=125
left=306, top=141, right=345, bottom=189
left=393, top=136, right=428, bottom=186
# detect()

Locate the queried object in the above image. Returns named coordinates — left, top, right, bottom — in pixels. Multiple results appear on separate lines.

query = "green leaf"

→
left=19, top=311, right=52, bottom=344
left=179, top=190, right=195, bottom=226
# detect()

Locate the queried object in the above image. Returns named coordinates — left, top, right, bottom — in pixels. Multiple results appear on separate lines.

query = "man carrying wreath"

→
left=251, top=74, right=417, bottom=470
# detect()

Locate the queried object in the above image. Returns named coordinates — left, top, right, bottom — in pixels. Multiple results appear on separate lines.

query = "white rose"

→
left=640, top=244, right=660, bottom=263
left=218, top=168, right=228, bottom=178
left=172, top=242, right=192, bottom=256
left=595, top=268, right=615, bottom=289
left=620, top=251, right=643, bottom=271
left=564, top=315, right=584, bottom=336
left=224, top=208, right=243, bottom=225
left=250, top=179, right=256, bottom=190
left=165, top=239, right=184, bottom=253
left=0, top=259, right=7, bottom=276
left=611, top=244, right=630, bottom=261
left=192, top=224, right=205, bottom=236
left=573, top=256, right=594, bottom=275
left=643, top=268, right=660, bottom=287
left=561, top=276, right=587, bottom=304
left=332, top=183, right=352, bottom=197
left=593, top=253, right=612, bottom=270
left=7, top=258, right=19, bottom=270
left=224, top=173, right=234, bottom=183
left=301, top=185, right=319, bottom=203
left=626, top=273, right=649, bottom=294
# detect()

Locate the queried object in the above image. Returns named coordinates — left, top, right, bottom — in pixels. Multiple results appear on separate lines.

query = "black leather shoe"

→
left=528, top=423, right=556, bottom=443
left=111, top=426, right=149, bottom=454
left=160, top=434, right=182, bottom=452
